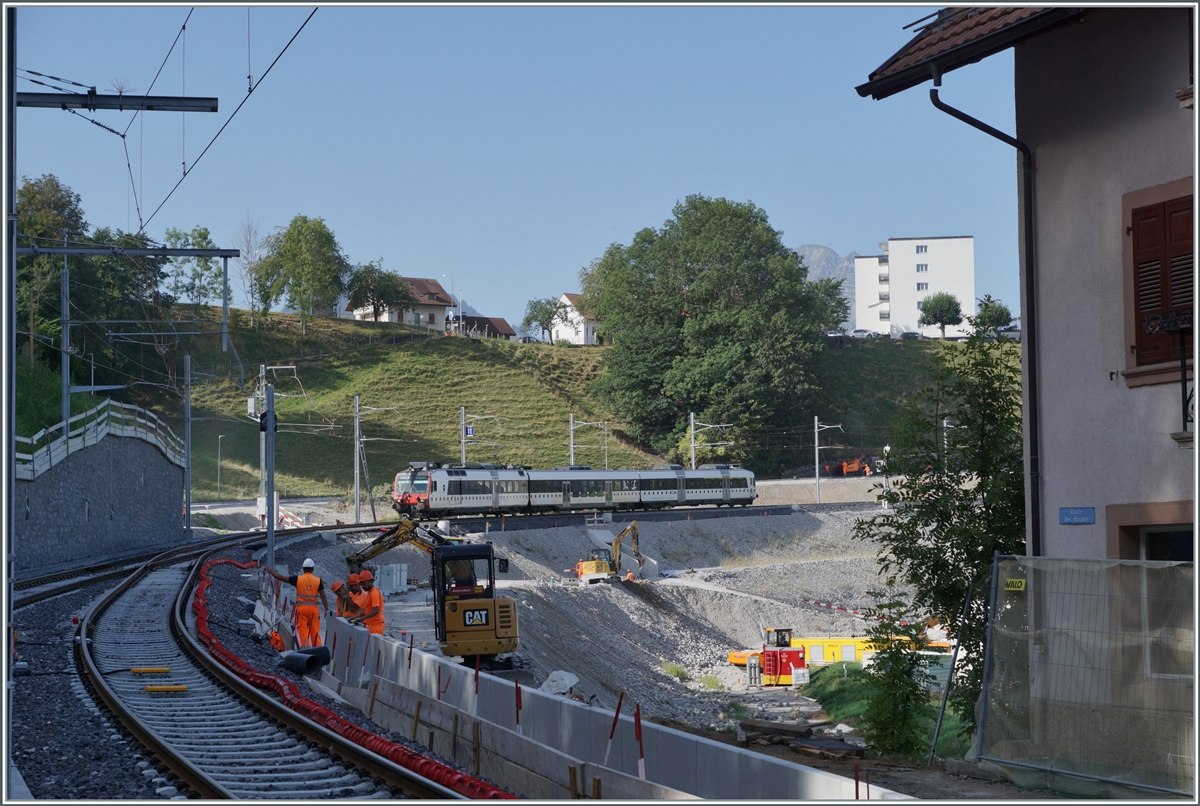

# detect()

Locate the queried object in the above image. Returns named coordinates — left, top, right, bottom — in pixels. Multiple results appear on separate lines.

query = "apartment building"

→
left=853, top=236, right=975, bottom=338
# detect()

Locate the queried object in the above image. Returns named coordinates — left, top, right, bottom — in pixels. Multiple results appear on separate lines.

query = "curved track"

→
left=69, top=540, right=510, bottom=799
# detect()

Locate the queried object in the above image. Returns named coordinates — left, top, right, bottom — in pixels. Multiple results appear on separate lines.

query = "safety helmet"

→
left=302, top=558, right=315, bottom=569
left=330, top=580, right=344, bottom=593
left=348, top=573, right=360, bottom=585
left=358, top=569, right=374, bottom=582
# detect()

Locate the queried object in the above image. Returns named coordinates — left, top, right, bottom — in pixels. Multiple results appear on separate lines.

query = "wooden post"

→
left=472, top=719, right=481, bottom=776
left=569, top=765, right=579, bottom=799
left=592, top=777, right=602, bottom=800
left=368, top=678, right=379, bottom=719
left=451, top=714, right=460, bottom=764
left=411, top=700, right=422, bottom=741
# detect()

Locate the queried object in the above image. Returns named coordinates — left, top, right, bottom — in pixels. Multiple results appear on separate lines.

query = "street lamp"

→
left=442, top=273, right=459, bottom=334
left=217, top=435, right=225, bottom=501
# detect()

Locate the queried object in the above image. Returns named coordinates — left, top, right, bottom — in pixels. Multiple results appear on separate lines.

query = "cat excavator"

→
left=575, top=521, right=653, bottom=583
left=346, top=519, right=519, bottom=668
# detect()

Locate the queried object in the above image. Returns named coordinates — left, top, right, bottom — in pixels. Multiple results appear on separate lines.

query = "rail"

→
left=15, top=398, right=183, bottom=480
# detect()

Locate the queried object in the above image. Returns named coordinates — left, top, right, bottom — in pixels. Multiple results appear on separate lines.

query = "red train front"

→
left=392, top=462, right=433, bottom=516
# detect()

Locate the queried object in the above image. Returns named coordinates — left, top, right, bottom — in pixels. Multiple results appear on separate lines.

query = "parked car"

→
left=900, top=331, right=921, bottom=340
left=850, top=329, right=876, bottom=338
left=997, top=325, right=1021, bottom=341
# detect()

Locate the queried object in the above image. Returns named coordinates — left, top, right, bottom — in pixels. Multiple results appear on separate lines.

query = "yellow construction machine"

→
left=575, top=521, right=652, bottom=583
left=346, top=520, right=519, bottom=668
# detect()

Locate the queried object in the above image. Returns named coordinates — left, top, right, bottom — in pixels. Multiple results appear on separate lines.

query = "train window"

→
left=448, top=480, right=461, bottom=496
left=731, top=477, right=748, bottom=488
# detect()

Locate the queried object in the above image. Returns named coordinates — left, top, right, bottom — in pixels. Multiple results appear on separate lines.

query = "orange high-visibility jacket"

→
left=363, top=587, right=385, bottom=633
left=295, top=573, right=322, bottom=608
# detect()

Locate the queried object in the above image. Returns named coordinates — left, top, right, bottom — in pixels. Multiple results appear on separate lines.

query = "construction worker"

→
left=625, top=570, right=636, bottom=582
left=347, top=572, right=368, bottom=614
left=329, top=579, right=361, bottom=620
left=263, top=558, right=330, bottom=649
left=349, top=569, right=385, bottom=635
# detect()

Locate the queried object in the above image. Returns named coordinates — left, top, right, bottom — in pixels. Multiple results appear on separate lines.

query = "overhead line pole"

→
left=814, top=417, right=843, bottom=505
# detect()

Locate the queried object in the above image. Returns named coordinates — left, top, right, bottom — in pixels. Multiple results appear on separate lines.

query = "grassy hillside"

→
left=17, top=307, right=1009, bottom=500
left=172, top=308, right=659, bottom=502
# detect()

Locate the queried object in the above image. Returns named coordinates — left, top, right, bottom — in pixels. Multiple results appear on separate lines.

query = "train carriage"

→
left=527, top=468, right=642, bottom=511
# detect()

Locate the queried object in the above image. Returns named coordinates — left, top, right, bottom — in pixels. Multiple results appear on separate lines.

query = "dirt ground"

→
left=203, top=495, right=1066, bottom=799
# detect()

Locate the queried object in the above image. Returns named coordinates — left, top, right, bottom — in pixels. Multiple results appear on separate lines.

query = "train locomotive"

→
left=393, top=462, right=756, bottom=518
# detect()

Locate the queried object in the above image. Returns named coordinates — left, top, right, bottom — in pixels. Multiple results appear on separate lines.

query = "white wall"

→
left=853, top=255, right=888, bottom=333
left=1014, top=7, right=1194, bottom=558
left=886, top=237, right=975, bottom=338
left=551, top=294, right=599, bottom=345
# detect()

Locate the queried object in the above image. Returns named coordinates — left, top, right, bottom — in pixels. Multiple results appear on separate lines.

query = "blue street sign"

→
left=465, top=426, right=474, bottom=437
left=1059, top=507, right=1095, bottom=525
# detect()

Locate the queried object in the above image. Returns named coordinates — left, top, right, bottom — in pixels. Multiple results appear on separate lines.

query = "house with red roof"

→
left=550, top=293, right=602, bottom=345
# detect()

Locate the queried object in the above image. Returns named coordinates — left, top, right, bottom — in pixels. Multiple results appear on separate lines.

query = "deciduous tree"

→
left=918, top=291, right=963, bottom=339
left=260, top=215, right=350, bottom=333
left=853, top=318, right=1024, bottom=736
left=579, top=194, right=847, bottom=471
left=520, top=297, right=570, bottom=342
left=975, top=294, right=1012, bottom=333
left=233, top=215, right=268, bottom=327
left=164, top=225, right=221, bottom=310
left=347, top=259, right=418, bottom=322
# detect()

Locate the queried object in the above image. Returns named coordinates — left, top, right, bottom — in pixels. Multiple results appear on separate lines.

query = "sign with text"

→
left=465, top=426, right=474, bottom=437
left=1059, top=507, right=1096, bottom=525
left=1004, top=578, right=1026, bottom=592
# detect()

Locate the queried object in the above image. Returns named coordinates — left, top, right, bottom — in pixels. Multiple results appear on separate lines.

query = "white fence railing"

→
left=15, top=399, right=184, bottom=481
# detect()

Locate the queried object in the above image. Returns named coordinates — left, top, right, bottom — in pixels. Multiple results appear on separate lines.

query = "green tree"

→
left=860, top=587, right=936, bottom=759
left=233, top=215, right=269, bottom=327
left=520, top=297, right=569, bottom=342
left=260, top=215, right=350, bottom=333
left=853, top=317, right=1024, bottom=736
left=347, top=259, right=418, bottom=322
left=918, top=292, right=963, bottom=339
left=975, top=294, right=1012, bottom=333
left=164, top=224, right=221, bottom=310
left=579, top=194, right=847, bottom=472
left=16, top=174, right=89, bottom=367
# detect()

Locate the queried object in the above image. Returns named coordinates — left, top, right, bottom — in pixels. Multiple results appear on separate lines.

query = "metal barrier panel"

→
left=979, top=556, right=1194, bottom=797
left=649, top=724, right=697, bottom=794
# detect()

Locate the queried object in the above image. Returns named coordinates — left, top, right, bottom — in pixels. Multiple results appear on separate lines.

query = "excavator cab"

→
left=432, top=543, right=518, bottom=667
left=765, top=627, right=793, bottom=648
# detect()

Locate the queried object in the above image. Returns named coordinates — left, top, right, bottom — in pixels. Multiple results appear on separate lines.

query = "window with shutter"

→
left=1132, top=195, right=1192, bottom=367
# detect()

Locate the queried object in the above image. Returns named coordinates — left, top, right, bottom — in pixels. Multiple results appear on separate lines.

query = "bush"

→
left=699, top=675, right=722, bottom=690
left=860, top=588, right=935, bottom=759
left=661, top=662, right=689, bottom=681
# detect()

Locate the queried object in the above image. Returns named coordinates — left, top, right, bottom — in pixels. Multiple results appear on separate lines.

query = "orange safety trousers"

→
left=364, top=587, right=385, bottom=635
left=295, top=606, right=322, bottom=648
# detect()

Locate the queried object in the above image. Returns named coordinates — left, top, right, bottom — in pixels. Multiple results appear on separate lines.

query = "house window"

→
left=1131, top=195, right=1193, bottom=367
left=917, top=283, right=929, bottom=291
left=879, top=311, right=890, bottom=320
left=916, top=245, right=928, bottom=254
left=917, top=301, right=924, bottom=310
left=428, top=312, right=435, bottom=324
left=916, top=264, right=929, bottom=273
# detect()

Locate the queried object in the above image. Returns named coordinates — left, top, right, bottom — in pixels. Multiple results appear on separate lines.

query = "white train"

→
left=392, top=462, right=757, bottom=518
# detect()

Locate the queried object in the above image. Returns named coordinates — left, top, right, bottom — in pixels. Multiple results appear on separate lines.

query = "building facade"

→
left=551, top=293, right=601, bottom=345
left=348, top=276, right=454, bottom=332
left=854, top=236, right=975, bottom=338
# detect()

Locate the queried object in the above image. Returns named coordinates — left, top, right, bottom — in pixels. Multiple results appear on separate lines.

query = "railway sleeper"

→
left=215, top=774, right=373, bottom=793
left=153, top=739, right=303, bottom=755
left=206, top=765, right=352, bottom=783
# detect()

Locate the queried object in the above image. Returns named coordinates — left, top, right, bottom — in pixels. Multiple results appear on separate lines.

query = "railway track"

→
left=66, top=541, right=511, bottom=799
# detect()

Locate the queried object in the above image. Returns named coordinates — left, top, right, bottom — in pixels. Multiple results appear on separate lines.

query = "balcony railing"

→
left=878, top=274, right=889, bottom=284
left=1144, top=308, right=1193, bottom=441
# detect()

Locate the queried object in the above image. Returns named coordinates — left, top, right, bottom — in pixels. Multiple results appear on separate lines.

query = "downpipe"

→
left=929, top=82, right=1042, bottom=557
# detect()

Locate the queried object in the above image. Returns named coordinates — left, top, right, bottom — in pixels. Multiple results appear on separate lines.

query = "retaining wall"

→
left=13, top=436, right=185, bottom=576
left=320, top=618, right=909, bottom=800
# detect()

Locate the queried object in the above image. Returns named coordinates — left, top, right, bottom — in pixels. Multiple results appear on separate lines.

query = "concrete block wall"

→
left=13, top=436, right=185, bottom=576
left=322, top=618, right=910, bottom=799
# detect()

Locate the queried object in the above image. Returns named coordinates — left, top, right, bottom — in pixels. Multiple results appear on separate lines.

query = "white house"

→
left=550, top=293, right=601, bottom=345
left=348, top=276, right=454, bottom=332
left=854, top=236, right=975, bottom=338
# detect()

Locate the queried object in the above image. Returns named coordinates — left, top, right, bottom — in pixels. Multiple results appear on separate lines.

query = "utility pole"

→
left=354, top=395, right=361, bottom=523
left=814, top=416, right=843, bottom=505
left=461, top=406, right=467, bottom=463
left=184, top=354, right=192, bottom=538
left=60, top=230, right=69, bottom=435
left=265, top=384, right=276, bottom=571
left=258, top=364, right=266, bottom=527
left=569, top=413, right=574, bottom=465
left=570, top=415, right=609, bottom=468
left=689, top=412, right=735, bottom=470
left=217, top=434, right=224, bottom=502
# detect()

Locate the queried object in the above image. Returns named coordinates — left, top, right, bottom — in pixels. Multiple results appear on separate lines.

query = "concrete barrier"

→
left=318, top=624, right=909, bottom=799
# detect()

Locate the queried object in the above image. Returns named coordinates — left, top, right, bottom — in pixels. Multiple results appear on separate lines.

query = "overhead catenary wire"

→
left=138, top=7, right=318, bottom=234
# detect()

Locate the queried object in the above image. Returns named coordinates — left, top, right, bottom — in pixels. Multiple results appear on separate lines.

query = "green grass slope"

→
left=176, top=308, right=658, bottom=502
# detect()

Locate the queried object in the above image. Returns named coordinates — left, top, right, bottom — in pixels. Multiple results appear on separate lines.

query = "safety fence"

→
left=320, top=617, right=909, bottom=800
left=15, top=398, right=184, bottom=481
left=977, top=555, right=1194, bottom=797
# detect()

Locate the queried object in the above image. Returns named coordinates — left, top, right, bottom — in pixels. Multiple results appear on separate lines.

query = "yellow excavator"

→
left=346, top=520, right=519, bottom=668
left=575, top=521, right=651, bottom=583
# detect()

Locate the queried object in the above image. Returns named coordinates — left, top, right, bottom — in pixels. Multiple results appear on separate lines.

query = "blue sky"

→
left=15, top=5, right=1020, bottom=330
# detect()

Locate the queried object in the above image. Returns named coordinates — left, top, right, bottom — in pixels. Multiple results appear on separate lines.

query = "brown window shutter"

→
left=1132, top=195, right=1193, bottom=366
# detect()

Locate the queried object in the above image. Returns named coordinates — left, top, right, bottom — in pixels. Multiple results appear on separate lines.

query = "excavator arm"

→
left=345, top=519, right=453, bottom=573
left=609, top=521, right=645, bottom=573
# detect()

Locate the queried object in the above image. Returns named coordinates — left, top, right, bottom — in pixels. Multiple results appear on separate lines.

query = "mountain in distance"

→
left=797, top=244, right=859, bottom=331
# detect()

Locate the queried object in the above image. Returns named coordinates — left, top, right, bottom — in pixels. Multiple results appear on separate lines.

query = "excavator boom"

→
left=345, top=519, right=454, bottom=573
